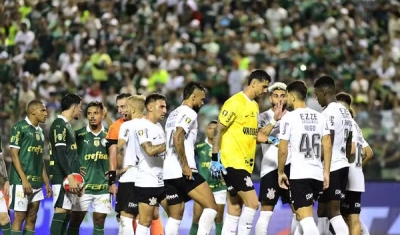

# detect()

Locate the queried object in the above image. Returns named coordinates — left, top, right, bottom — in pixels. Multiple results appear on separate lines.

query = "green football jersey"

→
left=75, top=126, right=109, bottom=194
left=195, top=140, right=226, bottom=192
left=49, top=116, right=80, bottom=184
left=9, top=118, right=45, bottom=188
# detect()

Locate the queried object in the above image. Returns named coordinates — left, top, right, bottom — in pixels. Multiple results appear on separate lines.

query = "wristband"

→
left=211, top=153, right=219, bottom=161
left=108, top=171, right=116, bottom=185
left=270, top=119, right=277, bottom=126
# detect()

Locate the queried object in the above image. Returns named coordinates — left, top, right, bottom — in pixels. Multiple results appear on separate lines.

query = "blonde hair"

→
left=127, top=95, right=146, bottom=113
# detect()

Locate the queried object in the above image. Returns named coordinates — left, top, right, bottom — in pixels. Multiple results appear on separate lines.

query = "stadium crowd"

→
left=0, top=0, right=399, bottom=181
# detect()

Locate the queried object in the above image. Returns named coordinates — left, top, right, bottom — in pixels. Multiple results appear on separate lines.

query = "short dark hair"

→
left=86, top=101, right=103, bottom=113
left=314, top=75, right=335, bottom=89
left=116, top=93, right=131, bottom=102
left=247, top=69, right=271, bottom=85
left=287, top=81, right=308, bottom=101
left=27, top=100, right=43, bottom=112
left=336, top=92, right=352, bottom=106
left=61, top=94, right=82, bottom=111
left=183, top=82, right=206, bottom=100
left=145, top=93, right=166, bottom=107
left=208, top=120, right=218, bottom=125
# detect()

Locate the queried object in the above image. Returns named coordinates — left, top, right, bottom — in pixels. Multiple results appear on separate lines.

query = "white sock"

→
left=290, top=214, right=298, bottom=235
left=221, top=214, right=239, bottom=235
left=360, top=220, right=370, bottom=235
left=135, top=223, right=150, bottom=235
left=119, top=216, right=135, bottom=235
left=237, top=207, right=257, bottom=235
left=255, top=211, right=273, bottom=235
left=300, top=217, right=319, bottom=235
left=197, top=208, right=218, bottom=235
left=318, top=217, right=329, bottom=235
left=165, top=217, right=181, bottom=235
left=294, top=222, right=303, bottom=235
left=330, top=215, right=349, bottom=235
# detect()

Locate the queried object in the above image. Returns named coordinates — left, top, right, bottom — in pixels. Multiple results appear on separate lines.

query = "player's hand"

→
left=45, top=184, right=52, bottom=198
left=102, top=105, right=108, bottom=119
left=267, top=136, right=280, bottom=146
left=67, top=174, right=80, bottom=194
left=209, top=153, right=227, bottom=179
left=182, top=165, right=193, bottom=180
left=22, top=179, right=33, bottom=196
left=109, top=183, right=118, bottom=199
left=80, top=167, right=87, bottom=177
left=323, top=172, right=330, bottom=190
left=273, top=101, right=287, bottom=121
left=3, top=181, right=9, bottom=196
left=278, top=173, right=289, bottom=190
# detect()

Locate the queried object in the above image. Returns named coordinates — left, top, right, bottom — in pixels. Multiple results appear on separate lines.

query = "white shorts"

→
left=213, top=190, right=227, bottom=205
left=0, top=191, right=8, bottom=213
left=72, top=193, right=112, bottom=214
left=9, top=185, right=43, bottom=211
left=52, top=184, right=78, bottom=210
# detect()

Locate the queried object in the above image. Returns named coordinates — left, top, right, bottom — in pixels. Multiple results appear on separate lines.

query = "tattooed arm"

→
left=116, top=138, right=126, bottom=170
left=141, top=142, right=166, bottom=157
left=173, top=127, right=189, bottom=167
left=212, top=122, right=227, bottom=154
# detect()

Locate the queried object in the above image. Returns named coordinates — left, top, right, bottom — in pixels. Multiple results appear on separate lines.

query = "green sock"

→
left=66, top=227, right=79, bottom=235
left=50, top=213, right=68, bottom=235
left=92, top=224, right=104, bottom=235
left=1, top=223, right=11, bottom=235
left=216, top=222, right=223, bottom=235
left=22, top=229, right=34, bottom=235
left=189, top=222, right=198, bottom=235
left=62, top=214, right=71, bottom=235
left=10, top=230, right=20, bottom=235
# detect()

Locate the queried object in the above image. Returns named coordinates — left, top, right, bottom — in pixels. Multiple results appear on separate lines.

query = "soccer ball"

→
left=63, top=173, right=85, bottom=192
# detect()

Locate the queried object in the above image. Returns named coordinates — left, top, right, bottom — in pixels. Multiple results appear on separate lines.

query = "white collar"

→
left=24, top=116, right=39, bottom=130
left=86, top=125, right=105, bottom=136
left=205, top=138, right=212, bottom=147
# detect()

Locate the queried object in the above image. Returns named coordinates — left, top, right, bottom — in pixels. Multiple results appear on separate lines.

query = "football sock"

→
left=50, top=213, right=68, bottom=235
left=317, top=217, right=329, bottom=235
left=22, top=229, right=34, bottom=235
left=133, top=219, right=138, bottom=232
left=93, top=224, right=105, bottom=235
left=150, top=218, right=164, bottom=235
left=1, top=223, right=11, bottom=235
left=360, top=220, right=370, bottom=235
left=189, top=222, right=198, bottom=235
left=291, top=214, right=299, bottom=235
left=165, top=217, right=181, bottom=235
left=294, top=222, right=303, bottom=235
left=300, top=217, right=319, bottom=235
left=221, top=214, right=239, bottom=235
left=215, top=222, right=223, bottom=235
left=255, top=211, right=273, bottom=235
left=330, top=215, right=349, bottom=235
left=237, top=207, right=256, bottom=235
left=197, top=208, right=217, bottom=235
left=119, top=216, right=134, bottom=235
left=66, top=226, right=79, bottom=235
left=10, top=230, right=20, bottom=235
left=136, top=223, right=150, bottom=235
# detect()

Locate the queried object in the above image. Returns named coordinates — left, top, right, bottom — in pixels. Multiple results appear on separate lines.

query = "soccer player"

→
left=164, top=82, right=217, bottom=235
left=277, top=80, right=332, bottom=235
left=134, top=93, right=168, bottom=235
left=255, top=82, right=297, bottom=235
left=0, top=138, right=11, bottom=235
left=116, top=95, right=146, bottom=235
left=67, top=102, right=111, bottom=235
left=9, top=100, right=52, bottom=235
left=49, top=94, right=83, bottom=235
left=336, top=92, right=373, bottom=235
left=189, top=120, right=226, bottom=235
left=314, top=76, right=352, bottom=235
left=210, top=69, right=270, bottom=235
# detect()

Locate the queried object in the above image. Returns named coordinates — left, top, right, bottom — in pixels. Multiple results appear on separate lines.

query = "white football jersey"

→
left=280, top=107, right=330, bottom=181
left=259, top=109, right=290, bottom=177
left=118, top=119, right=141, bottom=183
left=163, top=105, right=198, bottom=180
left=135, top=118, right=166, bottom=188
left=322, top=102, right=352, bottom=171
left=347, top=119, right=367, bottom=192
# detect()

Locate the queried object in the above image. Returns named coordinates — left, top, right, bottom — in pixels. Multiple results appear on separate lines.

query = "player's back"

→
left=219, top=92, right=259, bottom=173
left=347, top=119, right=366, bottom=192
left=322, top=102, right=352, bottom=171
left=118, top=119, right=141, bottom=183
left=281, top=107, right=328, bottom=181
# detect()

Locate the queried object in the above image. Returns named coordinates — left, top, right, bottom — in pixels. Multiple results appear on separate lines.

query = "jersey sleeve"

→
left=258, top=112, right=269, bottom=128
left=52, top=122, right=67, bottom=147
left=321, top=116, right=330, bottom=137
left=362, top=139, right=369, bottom=148
left=9, top=124, right=22, bottom=149
left=219, top=100, right=237, bottom=127
left=323, top=109, right=335, bottom=131
left=137, top=126, right=152, bottom=145
left=118, top=122, right=130, bottom=142
left=176, top=109, right=197, bottom=134
left=279, top=114, right=291, bottom=141
left=106, top=122, right=119, bottom=144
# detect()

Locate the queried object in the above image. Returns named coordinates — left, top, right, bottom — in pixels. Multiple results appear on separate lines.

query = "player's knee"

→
left=139, top=215, right=153, bottom=227
left=327, top=201, right=341, bottom=218
left=260, top=204, right=274, bottom=212
left=93, top=213, right=106, bottom=225
left=0, top=213, right=10, bottom=225
left=152, top=209, right=160, bottom=220
left=13, top=211, right=26, bottom=222
left=25, top=214, right=37, bottom=229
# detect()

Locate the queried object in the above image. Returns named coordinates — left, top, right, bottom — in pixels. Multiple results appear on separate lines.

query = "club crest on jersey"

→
left=222, top=110, right=228, bottom=116
left=57, top=134, right=63, bottom=141
left=185, top=117, right=191, bottom=123
left=94, top=140, right=100, bottom=147
left=138, top=130, right=144, bottom=136
left=36, top=133, right=41, bottom=141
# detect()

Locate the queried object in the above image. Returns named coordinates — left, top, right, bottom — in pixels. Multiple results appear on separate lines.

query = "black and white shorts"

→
left=319, top=167, right=349, bottom=203
left=136, top=186, right=166, bottom=206
left=115, top=182, right=138, bottom=216
left=341, top=191, right=362, bottom=215
left=289, top=178, right=323, bottom=211
left=164, top=173, right=205, bottom=206
left=222, top=167, right=255, bottom=197
left=259, top=164, right=291, bottom=205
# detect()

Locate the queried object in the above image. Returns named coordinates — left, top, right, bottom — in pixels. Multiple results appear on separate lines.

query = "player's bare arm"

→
left=277, top=139, right=289, bottom=189
left=102, top=106, right=114, bottom=127
left=322, top=134, right=332, bottom=189
left=0, top=153, right=9, bottom=195
left=10, top=148, right=32, bottom=195
left=173, top=127, right=192, bottom=178
left=256, top=131, right=269, bottom=143
left=141, top=142, right=166, bottom=157
left=362, top=145, right=373, bottom=167
left=116, top=139, right=126, bottom=170
left=259, top=101, right=287, bottom=137
left=42, top=161, right=52, bottom=198
left=108, top=143, right=117, bottom=171
left=212, top=122, right=227, bottom=154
